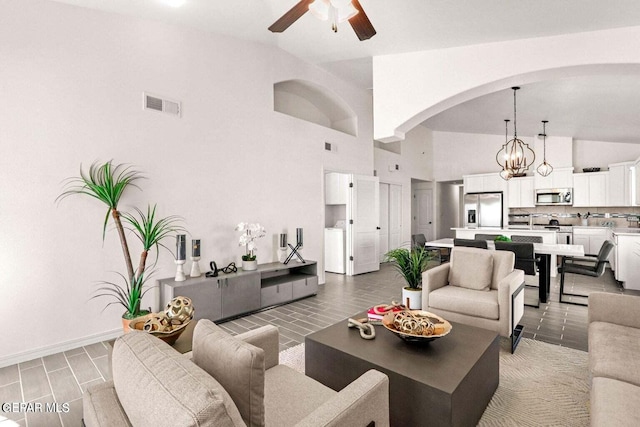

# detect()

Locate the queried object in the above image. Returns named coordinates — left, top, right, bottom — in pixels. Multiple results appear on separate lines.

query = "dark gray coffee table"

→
left=305, top=313, right=499, bottom=427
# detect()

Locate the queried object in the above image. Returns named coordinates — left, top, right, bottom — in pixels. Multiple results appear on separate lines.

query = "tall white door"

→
left=347, top=174, right=380, bottom=275
left=414, top=189, right=433, bottom=241
left=379, top=183, right=390, bottom=260
left=389, top=184, right=402, bottom=249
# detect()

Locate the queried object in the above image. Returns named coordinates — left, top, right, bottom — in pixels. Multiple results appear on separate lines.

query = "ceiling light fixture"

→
left=499, top=119, right=513, bottom=180
left=537, top=120, right=553, bottom=177
left=496, top=87, right=535, bottom=180
left=309, top=0, right=359, bottom=32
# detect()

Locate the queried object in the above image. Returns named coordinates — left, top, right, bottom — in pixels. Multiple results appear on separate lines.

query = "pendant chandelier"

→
left=496, top=87, right=536, bottom=180
left=499, top=120, right=513, bottom=180
left=536, top=120, right=553, bottom=177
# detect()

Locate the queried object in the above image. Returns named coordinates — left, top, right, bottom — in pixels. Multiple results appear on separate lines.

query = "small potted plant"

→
left=236, top=222, right=266, bottom=271
left=385, top=246, right=432, bottom=310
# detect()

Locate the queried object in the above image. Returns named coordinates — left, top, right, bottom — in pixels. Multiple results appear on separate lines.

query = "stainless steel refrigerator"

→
left=463, top=192, right=503, bottom=228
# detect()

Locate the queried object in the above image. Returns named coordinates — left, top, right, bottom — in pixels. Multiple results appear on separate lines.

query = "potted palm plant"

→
left=58, top=161, right=184, bottom=331
left=385, top=246, right=432, bottom=310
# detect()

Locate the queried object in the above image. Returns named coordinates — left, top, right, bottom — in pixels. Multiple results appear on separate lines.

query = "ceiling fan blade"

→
left=268, top=0, right=314, bottom=33
left=349, top=0, right=376, bottom=41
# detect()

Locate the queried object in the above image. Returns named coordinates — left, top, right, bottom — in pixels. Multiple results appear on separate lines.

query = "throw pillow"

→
left=193, top=319, right=265, bottom=427
left=448, top=248, right=494, bottom=291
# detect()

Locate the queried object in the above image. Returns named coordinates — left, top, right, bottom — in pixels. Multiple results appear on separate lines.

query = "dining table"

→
left=424, top=238, right=585, bottom=304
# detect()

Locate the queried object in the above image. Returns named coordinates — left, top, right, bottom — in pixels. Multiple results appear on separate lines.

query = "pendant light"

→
left=496, top=87, right=536, bottom=180
left=498, top=120, right=513, bottom=180
left=536, top=120, right=553, bottom=177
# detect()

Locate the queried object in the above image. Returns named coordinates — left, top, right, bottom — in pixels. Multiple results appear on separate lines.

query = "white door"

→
left=414, top=189, right=433, bottom=242
left=347, top=174, right=380, bottom=275
left=379, top=183, right=390, bottom=260
left=389, top=184, right=402, bottom=250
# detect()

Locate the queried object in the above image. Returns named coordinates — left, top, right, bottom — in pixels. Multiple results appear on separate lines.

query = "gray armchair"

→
left=422, top=247, right=525, bottom=352
left=83, top=321, right=390, bottom=427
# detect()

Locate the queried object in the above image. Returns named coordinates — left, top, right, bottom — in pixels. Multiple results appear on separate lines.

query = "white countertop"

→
left=452, top=227, right=556, bottom=234
left=612, top=228, right=640, bottom=236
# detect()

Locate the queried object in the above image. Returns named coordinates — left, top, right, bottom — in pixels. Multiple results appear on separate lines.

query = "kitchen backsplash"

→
left=510, top=206, right=640, bottom=227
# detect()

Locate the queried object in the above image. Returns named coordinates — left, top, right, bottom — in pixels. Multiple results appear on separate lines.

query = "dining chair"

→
left=474, top=233, right=501, bottom=241
left=558, top=240, right=615, bottom=306
left=411, top=234, right=427, bottom=249
left=454, top=238, right=488, bottom=249
left=494, top=241, right=540, bottom=308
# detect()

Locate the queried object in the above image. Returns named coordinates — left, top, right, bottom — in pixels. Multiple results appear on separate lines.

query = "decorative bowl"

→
left=382, top=310, right=452, bottom=343
left=129, top=318, right=191, bottom=345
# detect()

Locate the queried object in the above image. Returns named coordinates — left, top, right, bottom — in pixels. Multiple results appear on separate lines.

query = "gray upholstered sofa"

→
left=422, top=246, right=525, bottom=340
left=588, top=292, right=640, bottom=426
left=83, top=319, right=390, bottom=427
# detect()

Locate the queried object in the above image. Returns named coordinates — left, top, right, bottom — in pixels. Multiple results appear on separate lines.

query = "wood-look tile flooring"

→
left=1, top=262, right=637, bottom=426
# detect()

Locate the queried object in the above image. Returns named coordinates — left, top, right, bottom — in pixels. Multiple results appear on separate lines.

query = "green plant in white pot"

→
left=236, top=222, right=265, bottom=270
left=57, top=161, right=184, bottom=330
left=385, top=246, right=432, bottom=310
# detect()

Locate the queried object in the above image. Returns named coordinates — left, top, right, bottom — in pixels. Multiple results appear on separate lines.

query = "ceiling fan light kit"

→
left=269, top=0, right=376, bottom=40
left=497, top=87, right=536, bottom=181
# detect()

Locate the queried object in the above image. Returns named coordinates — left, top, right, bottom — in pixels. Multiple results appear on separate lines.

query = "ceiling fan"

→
left=269, top=0, right=376, bottom=41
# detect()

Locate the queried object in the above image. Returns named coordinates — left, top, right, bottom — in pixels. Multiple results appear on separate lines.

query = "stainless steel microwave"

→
left=535, top=188, right=572, bottom=206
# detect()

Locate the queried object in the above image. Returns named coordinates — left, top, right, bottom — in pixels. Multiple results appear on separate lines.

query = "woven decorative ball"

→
left=165, top=296, right=194, bottom=324
left=143, top=313, right=172, bottom=333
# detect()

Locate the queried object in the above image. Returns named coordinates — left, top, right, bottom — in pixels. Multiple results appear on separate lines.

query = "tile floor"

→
left=1, top=262, right=637, bottom=426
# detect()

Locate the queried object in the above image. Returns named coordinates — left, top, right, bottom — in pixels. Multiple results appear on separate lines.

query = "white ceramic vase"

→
left=242, top=260, right=258, bottom=271
left=402, top=287, right=422, bottom=310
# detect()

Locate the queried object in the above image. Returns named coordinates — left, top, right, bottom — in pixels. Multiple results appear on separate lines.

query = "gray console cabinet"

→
left=159, top=261, right=317, bottom=322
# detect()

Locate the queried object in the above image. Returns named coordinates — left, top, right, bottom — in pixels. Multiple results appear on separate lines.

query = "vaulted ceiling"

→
left=46, top=0, right=640, bottom=142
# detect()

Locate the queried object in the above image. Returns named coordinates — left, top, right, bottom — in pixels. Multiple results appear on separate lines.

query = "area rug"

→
left=279, top=338, right=590, bottom=426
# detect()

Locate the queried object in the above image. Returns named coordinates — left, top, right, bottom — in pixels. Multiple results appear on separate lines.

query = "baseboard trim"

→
left=0, top=328, right=122, bottom=368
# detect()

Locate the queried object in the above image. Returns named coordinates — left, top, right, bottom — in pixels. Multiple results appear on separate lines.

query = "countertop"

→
left=612, top=228, right=640, bottom=236
left=452, top=227, right=556, bottom=234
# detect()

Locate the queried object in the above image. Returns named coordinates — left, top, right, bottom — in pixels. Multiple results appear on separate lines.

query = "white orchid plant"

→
left=236, top=222, right=266, bottom=261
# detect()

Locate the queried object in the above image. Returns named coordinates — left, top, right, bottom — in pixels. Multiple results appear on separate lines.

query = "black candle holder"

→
left=284, top=242, right=306, bottom=264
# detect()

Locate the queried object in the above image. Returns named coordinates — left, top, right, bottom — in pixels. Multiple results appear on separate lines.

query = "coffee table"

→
left=305, top=313, right=499, bottom=427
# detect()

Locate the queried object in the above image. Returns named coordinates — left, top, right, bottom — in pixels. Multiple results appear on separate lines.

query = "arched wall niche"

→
left=394, top=64, right=640, bottom=140
left=274, top=79, right=358, bottom=136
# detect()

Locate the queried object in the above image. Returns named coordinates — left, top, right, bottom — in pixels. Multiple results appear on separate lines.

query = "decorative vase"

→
left=122, top=311, right=152, bottom=333
left=402, top=287, right=422, bottom=310
left=242, top=259, right=258, bottom=271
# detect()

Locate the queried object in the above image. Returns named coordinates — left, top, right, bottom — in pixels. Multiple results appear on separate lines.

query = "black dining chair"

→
left=453, top=238, right=488, bottom=249
left=495, top=241, right=540, bottom=308
left=558, top=240, right=615, bottom=306
left=474, top=233, right=501, bottom=241
left=412, top=234, right=427, bottom=249
left=511, top=235, right=543, bottom=243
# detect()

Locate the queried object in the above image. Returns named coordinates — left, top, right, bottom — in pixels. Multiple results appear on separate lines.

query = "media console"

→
left=158, top=261, right=318, bottom=322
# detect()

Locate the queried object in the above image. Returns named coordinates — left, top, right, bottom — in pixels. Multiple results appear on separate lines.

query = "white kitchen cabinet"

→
left=463, top=173, right=507, bottom=193
left=507, top=176, right=535, bottom=208
left=608, top=162, right=634, bottom=207
left=325, top=172, right=348, bottom=205
left=573, top=227, right=608, bottom=256
left=573, top=172, right=608, bottom=207
left=635, top=156, right=640, bottom=205
left=615, top=233, right=640, bottom=290
left=534, top=167, right=574, bottom=189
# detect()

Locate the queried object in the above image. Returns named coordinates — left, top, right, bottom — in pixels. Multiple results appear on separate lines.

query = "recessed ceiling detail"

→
left=274, top=79, right=357, bottom=136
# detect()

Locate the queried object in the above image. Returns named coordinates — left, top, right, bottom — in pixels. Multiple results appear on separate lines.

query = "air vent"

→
left=324, top=142, right=338, bottom=153
left=143, top=92, right=181, bottom=117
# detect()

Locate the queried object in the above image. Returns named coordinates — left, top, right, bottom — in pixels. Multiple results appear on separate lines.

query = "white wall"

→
left=573, top=139, right=640, bottom=170
left=0, top=0, right=374, bottom=365
left=374, top=126, right=433, bottom=247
